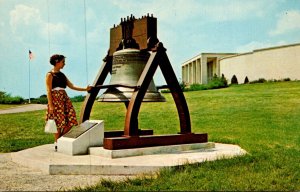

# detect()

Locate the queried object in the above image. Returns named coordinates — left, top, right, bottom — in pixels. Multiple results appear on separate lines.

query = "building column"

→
left=182, top=65, right=187, bottom=83
left=193, top=61, right=196, bottom=84
left=190, top=62, right=193, bottom=84
left=194, top=59, right=198, bottom=83
left=215, top=57, right=220, bottom=77
left=201, top=55, right=207, bottom=84
left=191, top=61, right=195, bottom=84
left=196, top=58, right=201, bottom=84
left=184, top=65, right=187, bottom=83
left=181, top=66, right=184, bottom=83
left=191, top=63, right=194, bottom=84
left=188, top=63, right=191, bottom=84
left=183, top=65, right=189, bottom=83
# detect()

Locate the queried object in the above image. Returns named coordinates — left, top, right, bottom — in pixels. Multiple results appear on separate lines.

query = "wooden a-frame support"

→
left=79, top=43, right=207, bottom=150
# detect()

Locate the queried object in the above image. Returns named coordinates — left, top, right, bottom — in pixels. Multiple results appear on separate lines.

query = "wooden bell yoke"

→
left=79, top=14, right=207, bottom=150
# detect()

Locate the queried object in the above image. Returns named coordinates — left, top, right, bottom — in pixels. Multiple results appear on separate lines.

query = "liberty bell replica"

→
left=98, top=15, right=165, bottom=102
left=80, top=14, right=208, bottom=150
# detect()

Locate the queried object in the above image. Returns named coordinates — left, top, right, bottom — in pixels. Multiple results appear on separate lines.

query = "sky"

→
left=0, top=0, right=300, bottom=99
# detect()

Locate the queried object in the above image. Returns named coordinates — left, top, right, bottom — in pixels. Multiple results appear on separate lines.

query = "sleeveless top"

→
left=49, top=71, right=67, bottom=89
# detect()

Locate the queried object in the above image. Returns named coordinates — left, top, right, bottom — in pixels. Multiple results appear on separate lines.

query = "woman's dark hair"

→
left=50, top=54, right=66, bottom=66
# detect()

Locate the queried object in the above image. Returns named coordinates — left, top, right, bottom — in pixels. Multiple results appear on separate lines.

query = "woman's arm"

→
left=45, top=73, right=54, bottom=114
left=66, top=78, right=92, bottom=92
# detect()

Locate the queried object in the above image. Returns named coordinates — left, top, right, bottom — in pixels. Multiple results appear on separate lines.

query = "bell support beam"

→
left=79, top=56, right=112, bottom=123
left=124, top=48, right=160, bottom=136
left=103, top=43, right=207, bottom=150
left=94, top=84, right=139, bottom=89
left=157, top=46, right=191, bottom=134
left=124, top=42, right=191, bottom=136
left=103, top=133, right=208, bottom=150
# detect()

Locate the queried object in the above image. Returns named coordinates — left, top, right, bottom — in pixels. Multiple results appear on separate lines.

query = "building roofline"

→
left=182, top=42, right=300, bottom=65
left=219, top=52, right=252, bottom=60
left=181, top=53, right=202, bottom=65
left=253, top=42, right=300, bottom=52
left=220, top=42, right=300, bottom=61
left=181, top=52, right=237, bottom=66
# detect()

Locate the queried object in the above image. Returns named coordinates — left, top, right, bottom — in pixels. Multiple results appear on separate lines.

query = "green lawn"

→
left=0, top=81, right=299, bottom=191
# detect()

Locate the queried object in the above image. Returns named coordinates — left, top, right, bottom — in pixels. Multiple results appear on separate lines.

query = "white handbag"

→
left=44, top=119, right=58, bottom=133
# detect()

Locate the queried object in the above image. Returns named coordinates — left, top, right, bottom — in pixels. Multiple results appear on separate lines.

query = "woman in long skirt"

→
left=45, top=54, right=92, bottom=151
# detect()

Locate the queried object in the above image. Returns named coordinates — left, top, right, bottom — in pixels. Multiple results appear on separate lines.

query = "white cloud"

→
left=269, top=10, right=300, bottom=36
left=9, top=4, right=75, bottom=44
left=9, top=4, right=43, bottom=33
left=40, top=22, right=75, bottom=42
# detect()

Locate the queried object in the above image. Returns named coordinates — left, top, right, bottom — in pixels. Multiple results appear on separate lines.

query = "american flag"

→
left=29, top=50, right=34, bottom=60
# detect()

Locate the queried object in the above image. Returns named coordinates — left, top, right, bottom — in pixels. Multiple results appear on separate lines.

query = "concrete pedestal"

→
left=11, top=143, right=247, bottom=175
left=57, top=120, right=104, bottom=155
left=89, top=142, right=215, bottom=158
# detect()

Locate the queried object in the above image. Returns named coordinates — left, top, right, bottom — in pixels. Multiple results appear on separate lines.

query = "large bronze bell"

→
left=98, top=48, right=166, bottom=102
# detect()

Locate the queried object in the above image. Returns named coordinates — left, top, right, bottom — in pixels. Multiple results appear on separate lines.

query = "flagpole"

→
left=28, top=51, right=31, bottom=104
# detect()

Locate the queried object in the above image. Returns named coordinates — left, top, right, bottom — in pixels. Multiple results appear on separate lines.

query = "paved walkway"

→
left=0, top=104, right=47, bottom=114
left=0, top=153, right=129, bottom=191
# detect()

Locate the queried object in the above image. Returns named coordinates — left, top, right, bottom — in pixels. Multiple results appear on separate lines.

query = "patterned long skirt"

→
left=45, top=90, right=78, bottom=130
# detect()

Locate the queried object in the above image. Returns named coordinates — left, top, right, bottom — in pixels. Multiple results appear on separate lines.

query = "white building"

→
left=182, top=43, right=300, bottom=84
left=181, top=53, right=236, bottom=85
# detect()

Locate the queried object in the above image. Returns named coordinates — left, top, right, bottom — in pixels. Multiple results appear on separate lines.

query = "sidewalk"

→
left=0, top=153, right=129, bottom=191
left=0, top=104, right=47, bottom=114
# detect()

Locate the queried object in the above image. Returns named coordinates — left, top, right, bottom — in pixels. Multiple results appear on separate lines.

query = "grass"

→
left=0, top=81, right=299, bottom=190
left=0, top=110, right=51, bottom=152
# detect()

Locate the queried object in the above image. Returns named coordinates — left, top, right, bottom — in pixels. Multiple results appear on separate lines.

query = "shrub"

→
left=251, top=78, right=266, bottom=84
left=244, top=76, right=249, bottom=84
left=231, top=75, right=238, bottom=84
left=179, top=81, right=187, bottom=91
left=37, top=95, right=48, bottom=104
left=207, top=74, right=228, bottom=89
left=4, top=96, right=24, bottom=104
left=221, top=74, right=228, bottom=87
left=38, top=98, right=48, bottom=104
left=185, top=75, right=228, bottom=92
left=0, top=91, right=5, bottom=98
left=258, top=78, right=267, bottom=83
left=71, top=95, right=85, bottom=102
left=0, top=91, right=24, bottom=104
left=268, top=79, right=277, bottom=82
left=161, top=89, right=170, bottom=93
left=189, top=83, right=207, bottom=91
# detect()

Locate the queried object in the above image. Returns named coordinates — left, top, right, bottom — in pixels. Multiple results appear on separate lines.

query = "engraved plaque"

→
left=64, top=121, right=97, bottom=138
